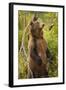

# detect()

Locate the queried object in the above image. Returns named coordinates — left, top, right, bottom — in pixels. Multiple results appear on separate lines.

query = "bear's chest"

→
left=35, top=39, right=48, bottom=65
left=28, top=38, right=48, bottom=64
left=36, top=39, right=47, bottom=56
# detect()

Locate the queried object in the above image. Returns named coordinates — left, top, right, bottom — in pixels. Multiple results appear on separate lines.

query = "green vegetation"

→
left=18, top=11, right=58, bottom=79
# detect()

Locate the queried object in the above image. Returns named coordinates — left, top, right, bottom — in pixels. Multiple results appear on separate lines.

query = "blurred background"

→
left=18, top=11, right=58, bottom=79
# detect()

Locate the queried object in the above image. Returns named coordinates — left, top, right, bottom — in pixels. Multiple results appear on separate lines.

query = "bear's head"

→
left=30, top=16, right=45, bottom=39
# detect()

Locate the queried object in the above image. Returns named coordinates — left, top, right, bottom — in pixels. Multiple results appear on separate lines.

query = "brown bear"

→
left=27, top=16, right=52, bottom=78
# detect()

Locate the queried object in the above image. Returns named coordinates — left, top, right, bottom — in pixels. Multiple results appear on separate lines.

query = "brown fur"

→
left=28, top=17, right=48, bottom=78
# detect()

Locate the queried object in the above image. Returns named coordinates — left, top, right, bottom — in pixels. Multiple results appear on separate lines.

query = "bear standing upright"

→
left=27, top=16, right=52, bottom=78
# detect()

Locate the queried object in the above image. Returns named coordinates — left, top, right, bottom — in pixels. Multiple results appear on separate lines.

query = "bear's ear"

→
left=40, top=24, right=45, bottom=30
left=30, top=21, right=33, bottom=26
left=42, top=24, right=45, bottom=28
left=33, top=15, right=38, bottom=21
